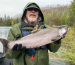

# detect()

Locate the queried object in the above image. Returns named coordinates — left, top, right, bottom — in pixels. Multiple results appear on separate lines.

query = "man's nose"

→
left=31, top=10, right=35, bottom=12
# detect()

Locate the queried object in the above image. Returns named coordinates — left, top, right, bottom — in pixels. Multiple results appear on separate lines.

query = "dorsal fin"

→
left=31, top=29, right=41, bottom=33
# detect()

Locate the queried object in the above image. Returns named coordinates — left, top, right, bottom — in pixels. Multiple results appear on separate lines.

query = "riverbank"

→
left=48, top=46, right=72, bottom=65
left=48, top=46, right=73, bottom=65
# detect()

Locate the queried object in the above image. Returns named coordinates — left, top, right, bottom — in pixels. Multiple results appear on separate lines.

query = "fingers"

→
left=12, top=44, right=26, bottom=52
left=21, top=46, right=26, bottom=52
left=17, top=44, right=22, bottom=51
left=54, top=39, right=61, bottom=44
left=12, top=44, right=18, bottom=51
left=12, top=44, right=22, bottom=51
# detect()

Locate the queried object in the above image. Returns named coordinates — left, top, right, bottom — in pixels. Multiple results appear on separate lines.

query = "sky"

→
left=0, top=0, right=73, bottom=18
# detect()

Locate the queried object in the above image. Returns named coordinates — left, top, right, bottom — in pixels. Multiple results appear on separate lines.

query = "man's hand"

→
left=12, top=44, right=26, bottom=52
left=55, top=35, right=65, bottom=44
left=55, top=39, right=61, bottom=43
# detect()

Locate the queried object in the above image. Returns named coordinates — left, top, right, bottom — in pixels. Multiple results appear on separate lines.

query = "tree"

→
left=69, top=0, right=75, bottom=26
left=6, top=15, right=11, bottom=26
left=11, top=20, right=14, bottom=26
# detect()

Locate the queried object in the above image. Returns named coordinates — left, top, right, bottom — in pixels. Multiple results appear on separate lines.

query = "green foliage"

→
left=6, top=16, right=11, bottom=26
left=63, top=52, right=75, bottom=64
left=69, top=0, right=75, bottom=26
left=0, top=16, right=21, bottom=26
left=42, top=5, right=69, bottom=26
left=61, top=27, right=75, bottom=64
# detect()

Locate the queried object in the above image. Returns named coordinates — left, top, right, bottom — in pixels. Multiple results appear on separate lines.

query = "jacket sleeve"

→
left=5, top=28, right=21, bottom=59
left=47, top=41, right=61, bottom=52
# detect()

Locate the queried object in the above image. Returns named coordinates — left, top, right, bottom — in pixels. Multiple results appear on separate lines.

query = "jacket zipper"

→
left=24, top=53, right=26, bottom=65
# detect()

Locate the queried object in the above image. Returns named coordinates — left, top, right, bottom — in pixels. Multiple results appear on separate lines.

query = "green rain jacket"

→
left=5, top=2, right=61, bottom=65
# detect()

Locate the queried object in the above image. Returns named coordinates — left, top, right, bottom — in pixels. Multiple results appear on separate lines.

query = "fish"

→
left=0, top=25, right=69, bottom=57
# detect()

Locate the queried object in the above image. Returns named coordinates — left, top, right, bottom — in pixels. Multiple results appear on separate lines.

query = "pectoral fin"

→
left=51, top=36, right=61, bottom=41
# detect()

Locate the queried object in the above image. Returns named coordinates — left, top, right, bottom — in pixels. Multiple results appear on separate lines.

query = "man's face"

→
left=26, top=8, right=39, bottom=23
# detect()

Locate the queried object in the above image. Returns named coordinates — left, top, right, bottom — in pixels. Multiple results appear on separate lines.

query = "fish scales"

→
left=8, top=28, right=58, bottom=49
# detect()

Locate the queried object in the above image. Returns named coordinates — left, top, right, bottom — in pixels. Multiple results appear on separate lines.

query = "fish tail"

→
left=0, top=38, right=9, bottom=54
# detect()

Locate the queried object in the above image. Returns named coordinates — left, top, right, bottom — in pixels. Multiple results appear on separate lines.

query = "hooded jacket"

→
left=5, top=2, right=61, bottom=65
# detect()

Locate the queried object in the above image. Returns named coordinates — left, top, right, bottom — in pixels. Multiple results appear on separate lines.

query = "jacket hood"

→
left=21, top=2, right=44, bottom=22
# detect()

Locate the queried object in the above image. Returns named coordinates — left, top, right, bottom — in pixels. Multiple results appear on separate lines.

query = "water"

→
left=0, top=26, right=12, bottom=53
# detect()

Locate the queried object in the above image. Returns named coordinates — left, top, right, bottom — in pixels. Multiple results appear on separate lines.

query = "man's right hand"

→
left=12, top=44, right=26, bottom=52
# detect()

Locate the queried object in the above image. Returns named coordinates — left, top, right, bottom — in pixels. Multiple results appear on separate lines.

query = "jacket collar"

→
left=21, top=21, right=34, bottom=28
left=21, top=21, right=44, bottom=28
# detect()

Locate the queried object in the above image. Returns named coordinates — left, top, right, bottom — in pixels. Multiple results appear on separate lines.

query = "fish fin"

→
left=51, top=36, right=61, bottom=41
left=0, top=38, right=9, bottom=46
left=0, top=38, right=9, bottom=54
left=51, top=39, right=57, bottom=41
left=31, top=29, right=40, bottom=33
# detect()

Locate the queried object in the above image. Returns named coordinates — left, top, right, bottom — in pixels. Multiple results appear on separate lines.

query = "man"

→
left=5, top=2, right=61, bottom=65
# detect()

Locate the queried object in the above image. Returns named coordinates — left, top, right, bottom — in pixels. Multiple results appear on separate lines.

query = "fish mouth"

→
left=58, top=26, right=70, bottom=38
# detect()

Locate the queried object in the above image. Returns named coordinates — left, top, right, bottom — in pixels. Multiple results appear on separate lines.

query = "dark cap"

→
left=26, top=4, right=39, bottom=10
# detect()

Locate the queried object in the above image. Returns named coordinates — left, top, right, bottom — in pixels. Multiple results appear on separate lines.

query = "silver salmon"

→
left=0, top=25, right=69, bottom=56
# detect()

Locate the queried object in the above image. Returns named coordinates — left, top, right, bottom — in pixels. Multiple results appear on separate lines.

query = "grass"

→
left=61, top=27, right=75, bottom=64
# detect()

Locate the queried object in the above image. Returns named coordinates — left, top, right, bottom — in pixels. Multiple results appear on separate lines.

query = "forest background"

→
left=0, top=0, right=75, bottom=65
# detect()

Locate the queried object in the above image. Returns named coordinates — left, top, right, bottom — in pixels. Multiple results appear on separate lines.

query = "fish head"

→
left=59, top=25, right=70, bottom=38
